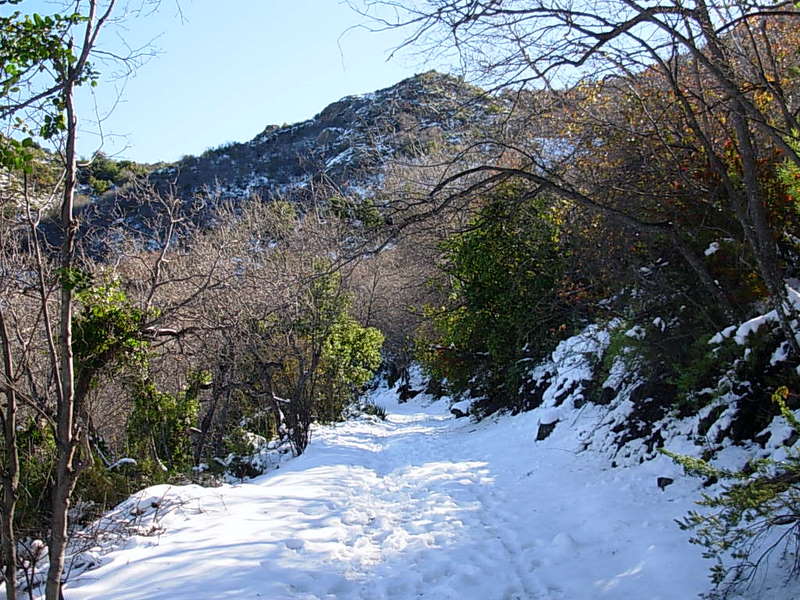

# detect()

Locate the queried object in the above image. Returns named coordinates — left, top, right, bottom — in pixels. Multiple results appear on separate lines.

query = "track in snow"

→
left=65, top=389, right=711, bottom=600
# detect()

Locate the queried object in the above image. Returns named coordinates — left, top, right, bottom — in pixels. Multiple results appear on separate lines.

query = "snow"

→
left=734, top=312, right=775, bottom=345
left=709, top=325, right=737, bottom=345
left=706, top=286, right=800, bottom=346
left=537, top=407, right=560, bottom=425
left=31, top=382, right=785, bottom=600
left=625, top=326, right=645, bottom=340
left=325, top=147, right=355, bottom=169
left=107, top=458, right=137, bottom=470
left=528, top=323, right=610, bottom=410
left=771, top=342, right=790, bottom=365
left=17, top=326, right=799, bottom=600
left=788, top=285, right=800, bottom=308
left=449, top=398, right=471, bottom=415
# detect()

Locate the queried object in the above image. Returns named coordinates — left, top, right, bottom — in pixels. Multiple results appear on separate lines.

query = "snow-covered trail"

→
left=68, top=389, right=712, bottom=600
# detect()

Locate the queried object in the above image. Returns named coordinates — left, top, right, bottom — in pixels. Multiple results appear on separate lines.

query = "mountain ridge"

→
left=52, top=70, right=505, bottom=254
left=147, top=70, right=501, bottom=204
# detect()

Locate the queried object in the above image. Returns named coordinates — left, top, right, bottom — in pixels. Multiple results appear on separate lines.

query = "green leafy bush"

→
left=316, top=315, right=384, bottom=422
left=420, top=183, right=570, bottom=410
left=361, top=402, right=387, bottom=420
left=216, top=426, right=265, bottom=480
left=668, top=334, right=740, bottom=415
left=12, top=420, right=138, bottom=537
left=227, top=265, right=385, bottom=456
left=663, top=387, right=800, bottom=599
left=126, top=374, right=202, bottom=477
left=599, top=322, right=642, bottom=375
left=328, top=195, right=383, bottom=228
left=73, top=457, right=139, bottom=522
left=14, top=419, right=56, bottom=537
left=73, top=279, right=148, bottom=373
left=78, top=152, right=151, bottom=194
left=87, top=175, right=111, bottom=195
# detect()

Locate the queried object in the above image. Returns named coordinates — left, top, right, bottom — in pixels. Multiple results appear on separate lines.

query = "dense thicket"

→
left=356, top=0, right=800, bottom=406
left=0, top=190, right=387, bottom=587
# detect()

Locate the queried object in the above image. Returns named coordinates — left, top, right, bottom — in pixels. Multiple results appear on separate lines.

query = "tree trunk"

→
left=0, top=312, right=19, bottom=600
left=728, top=107, right=800, bottom=356
left=45, top=75, right=80, bottom=600
left=669, top=230, right=737, bottom=322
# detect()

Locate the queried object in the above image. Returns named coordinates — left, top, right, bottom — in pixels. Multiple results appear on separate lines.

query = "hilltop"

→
left=27, top=71, right=507, bottom=253
left=150, top=71, right=500, bottom=202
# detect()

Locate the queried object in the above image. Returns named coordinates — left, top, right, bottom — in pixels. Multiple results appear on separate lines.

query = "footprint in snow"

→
left=550, top=531, right=578, bottom=555
left=284, top=538, right=305, bottom=551
left=298, top=504, right=328, bottom=516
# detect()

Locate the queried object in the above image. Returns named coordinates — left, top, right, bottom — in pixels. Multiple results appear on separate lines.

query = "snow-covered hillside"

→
left=148, top=71, right=501, bottom=202
left=72, top=71, right=503, bottom=252
left=44, top=371, right=795, bottom=600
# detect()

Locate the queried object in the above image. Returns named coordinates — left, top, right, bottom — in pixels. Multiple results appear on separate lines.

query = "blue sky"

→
left=17, top=1, right=432, bottom=163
